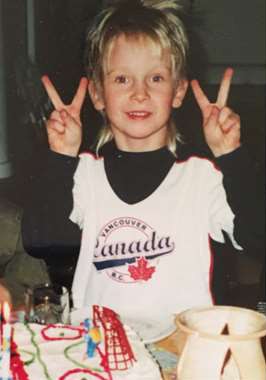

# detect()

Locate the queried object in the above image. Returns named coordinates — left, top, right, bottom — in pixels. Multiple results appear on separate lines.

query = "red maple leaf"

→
left=128, top=257, right=156, bottom=281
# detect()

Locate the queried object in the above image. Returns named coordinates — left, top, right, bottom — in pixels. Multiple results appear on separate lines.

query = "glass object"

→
left=31, top=283, right=70, bottom=324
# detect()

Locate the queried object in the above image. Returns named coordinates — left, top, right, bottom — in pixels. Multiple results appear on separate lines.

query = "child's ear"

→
left=172, top=79, right=188, bottom=108
left=88, top=81, right=105, bottom=111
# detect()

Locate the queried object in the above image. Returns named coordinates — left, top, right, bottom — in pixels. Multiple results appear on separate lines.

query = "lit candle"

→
left=1, top=302, right=12, bottom=380
left=0, top=302, right=2, bottom=336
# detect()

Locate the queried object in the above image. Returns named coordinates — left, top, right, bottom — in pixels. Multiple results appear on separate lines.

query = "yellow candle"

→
left=1, top=302, right=11, bottom=379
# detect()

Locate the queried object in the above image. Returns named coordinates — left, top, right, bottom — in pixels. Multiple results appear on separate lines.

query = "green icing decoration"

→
left=64, top=339, right=103, bottom=373
left=21, top=324, right=105, bottom=379
left=19, top=349, right=35, bottom=366
left=26, top=323, right=53, bottom=380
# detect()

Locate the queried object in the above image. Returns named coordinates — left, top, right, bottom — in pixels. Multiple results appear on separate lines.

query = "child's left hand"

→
left=191, top=68, right=241, bottom=157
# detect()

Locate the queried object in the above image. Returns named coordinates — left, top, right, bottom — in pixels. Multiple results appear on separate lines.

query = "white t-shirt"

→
left=70, top=153, right=241, bottom=326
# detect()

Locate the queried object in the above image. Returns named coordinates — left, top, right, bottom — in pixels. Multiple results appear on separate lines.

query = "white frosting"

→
left=13, top=323, right=162, bottom=380
left=71, top=306, right=176, bottom=344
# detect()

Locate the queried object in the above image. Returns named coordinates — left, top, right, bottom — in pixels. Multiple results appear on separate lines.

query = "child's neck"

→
left=114, top=139, right=167, bottom=153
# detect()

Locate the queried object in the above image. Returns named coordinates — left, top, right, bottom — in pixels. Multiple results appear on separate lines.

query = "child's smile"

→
left=90, top=34, right=188, bottom=152
left=126, top=111, right=152, bottom=121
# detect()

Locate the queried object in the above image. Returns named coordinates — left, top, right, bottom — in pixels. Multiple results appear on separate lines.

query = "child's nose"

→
left=131, top=81, right=149, bottom=102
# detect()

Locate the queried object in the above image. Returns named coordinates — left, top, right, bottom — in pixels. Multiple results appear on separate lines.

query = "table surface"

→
left=153, top=330, right=182, bottom=380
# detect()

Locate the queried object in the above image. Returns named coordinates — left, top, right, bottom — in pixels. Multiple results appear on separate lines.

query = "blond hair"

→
left=84, top=0, right=189, bottom=155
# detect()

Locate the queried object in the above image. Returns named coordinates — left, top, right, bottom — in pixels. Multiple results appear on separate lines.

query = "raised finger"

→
left=216, top=68, right=234, bottom=108
left=191, top=79, right=210, bottom=112
left=204, top=106, right=220, bottom=130
left=71, top=77, right=88, bottom=111
left=41, top=75, right=64, bottom=110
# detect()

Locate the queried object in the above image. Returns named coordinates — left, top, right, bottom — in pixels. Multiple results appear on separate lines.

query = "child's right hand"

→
left=42, top=76, right=88, bottom=156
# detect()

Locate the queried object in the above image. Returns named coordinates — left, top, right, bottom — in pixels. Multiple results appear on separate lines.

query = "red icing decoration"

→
left=128, top=256, right=156, bottom=281
left=41, top=324, right=83, bottom=341
left=11, top=339, right=29, bottom=380
left=93, top=306, right=136, bottom=372
left=9, top=306, right=135, bottom=380
left=59, top=368, right=109, bottom=380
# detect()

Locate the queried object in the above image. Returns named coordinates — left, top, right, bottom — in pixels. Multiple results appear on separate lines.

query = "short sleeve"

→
left=208, top=165, right=242, bottom=250
left=69, top=155, right=90, bottom=230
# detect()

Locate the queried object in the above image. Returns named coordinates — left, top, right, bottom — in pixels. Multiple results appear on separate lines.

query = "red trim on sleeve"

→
left=208, top=235, right=215, bottom=305
left=175, top=155, right=221, bottom=172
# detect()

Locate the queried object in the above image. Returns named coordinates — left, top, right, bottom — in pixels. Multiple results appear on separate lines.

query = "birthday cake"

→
left=11, top=306, right=162, bottom=379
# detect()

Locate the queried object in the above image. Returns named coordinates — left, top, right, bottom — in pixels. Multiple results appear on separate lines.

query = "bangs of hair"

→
left=85, top=1, right=188, bottom=85
left=103, top=32, right=173, bottom=77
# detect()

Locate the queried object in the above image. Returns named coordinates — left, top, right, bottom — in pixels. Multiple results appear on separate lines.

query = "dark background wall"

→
left=1, top=0, right=102, bottom=178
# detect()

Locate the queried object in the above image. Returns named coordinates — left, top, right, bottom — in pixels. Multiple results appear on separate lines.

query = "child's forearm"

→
left=215, top=146, right=265, bottom=253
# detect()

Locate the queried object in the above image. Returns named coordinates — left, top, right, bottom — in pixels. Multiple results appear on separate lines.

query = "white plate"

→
left=121, top=315, right=176, bottom=344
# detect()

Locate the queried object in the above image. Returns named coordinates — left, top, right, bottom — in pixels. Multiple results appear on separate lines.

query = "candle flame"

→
left=3, top=301, right=10, bottom=322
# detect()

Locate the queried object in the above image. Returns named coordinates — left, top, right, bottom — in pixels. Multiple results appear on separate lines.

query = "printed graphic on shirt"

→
left=94, top=217, right=175, bottom=283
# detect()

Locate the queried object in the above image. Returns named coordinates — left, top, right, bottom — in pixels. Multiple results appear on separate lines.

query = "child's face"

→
left=89, top=34, right=188, bottom=151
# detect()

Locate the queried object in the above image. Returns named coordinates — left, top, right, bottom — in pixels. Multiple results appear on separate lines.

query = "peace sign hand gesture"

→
left=42, top=76, right=88, bottom=157
left=191, top=68, right=241, bottom=157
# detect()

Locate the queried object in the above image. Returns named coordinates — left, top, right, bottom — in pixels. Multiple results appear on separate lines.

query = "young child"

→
left=22, top=0, right=263, bottom=340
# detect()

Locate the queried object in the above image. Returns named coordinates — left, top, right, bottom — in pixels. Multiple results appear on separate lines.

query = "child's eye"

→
left=152, top=75, right=164, bottom=82
left=115, top=75, right=128, bottom=84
